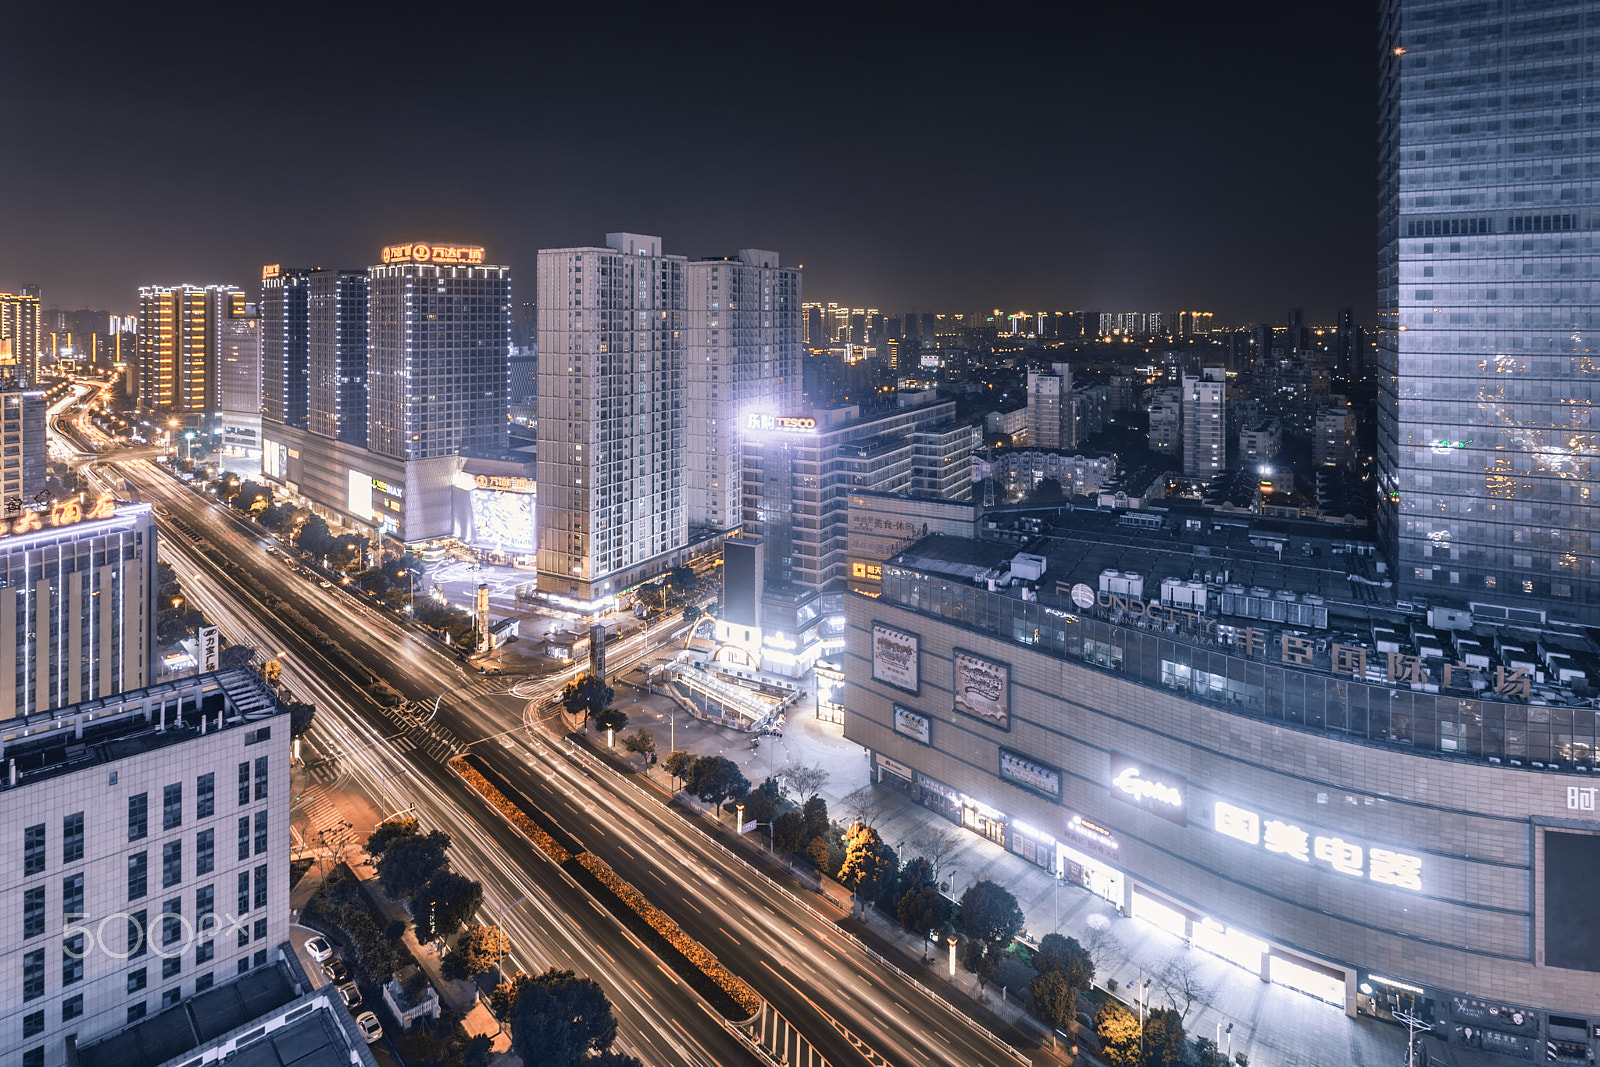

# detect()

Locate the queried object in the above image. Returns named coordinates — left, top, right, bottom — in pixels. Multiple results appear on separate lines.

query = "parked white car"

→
left=355, top=1011, right=383, bottom=1044
left=304, top=936, right=333, bottom=963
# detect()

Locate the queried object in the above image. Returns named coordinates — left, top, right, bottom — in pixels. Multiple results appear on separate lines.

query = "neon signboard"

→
left=746, top=414, right=816, bottom=433
left=1213, top=799, right=1422, bottom=891
left=380, top=243, right=487, bottom=266
left=0, top=494, right=117, bottom=538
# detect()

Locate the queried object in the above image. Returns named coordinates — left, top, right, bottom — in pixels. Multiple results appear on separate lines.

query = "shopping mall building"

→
left=844, top=507, right=1600, bottom=1060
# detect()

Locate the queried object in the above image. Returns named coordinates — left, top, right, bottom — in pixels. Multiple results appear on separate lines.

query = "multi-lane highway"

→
left=72, top=410, right=1047, bottom=1067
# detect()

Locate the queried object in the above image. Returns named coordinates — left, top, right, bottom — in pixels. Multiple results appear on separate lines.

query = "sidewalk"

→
left=629, top=697, right=1411, bottom=1067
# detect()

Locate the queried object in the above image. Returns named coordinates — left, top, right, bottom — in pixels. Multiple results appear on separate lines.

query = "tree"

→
left=663, top=750, right=693, bottom=788
left=594, top=705, right=629, bottom=737
left=489, top=972, right=537, bottom=1019
left=1034, top=932, right=1095, bottom=993
left=899, top=855, right=935, bottom=892
left=665, top=565, right=699, bottom=602
left=366, top=817, right=420, bottom=860
left=1030, top=476, right=1064, bottom=503
left=561, top=672, right=614, bottom=730
left=742, top=776, right=783, bottom=825
left=780, top=763, right=830, bottom=804
left=442, top=922, right=510, bottom=980
left=772, top=811, right=807, bottom=855
left=1094, top=1000, right=1142, bottom=1067
left=959, top=879, right=1025, bottom=953
left=287, top=701, right=316, bottom=738
left=837, top=823, right=891, bottom=907
left=682, top=604, right=702, bottom=626
left=897, top=884, right=950, bottom=956
left=621, top=729, right=656, bottom=758
left=805, top=836, right=831, bottom=874
left=508, top=968, right=623, bottom=1067
left=1142, top=1007, right=1186, bottom=1067
left=840, top=785, right=886, bottom=829
left=374, top=828, right=451, bottom=899
left=1153, top=953, right=1206, bottom=1019
left=218, top=644, right=256, bottom=671
left=1082, top=921, right=1124, bottom=977
left=684, top=755, right=749, bottom=813
left=1030, top=969, right=1078, bottom=1032
left=802, top=795, right=830, bottom=840
left=411, top=870, right=483, bottom=941
left=911, top=826, right=960, bottom=886
left=635, top=582, right=666, bottom=614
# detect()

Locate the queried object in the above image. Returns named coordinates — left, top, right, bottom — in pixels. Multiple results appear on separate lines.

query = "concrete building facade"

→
left=1182, top=367, right=1226, bottom=477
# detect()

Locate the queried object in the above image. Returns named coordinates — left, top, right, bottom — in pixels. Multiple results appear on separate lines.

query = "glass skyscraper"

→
left=1378, top=0, right=1599, bottom=625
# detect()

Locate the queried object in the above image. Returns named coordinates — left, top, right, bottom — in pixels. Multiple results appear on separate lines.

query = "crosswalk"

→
left=297, top=789, right=360, bottom=854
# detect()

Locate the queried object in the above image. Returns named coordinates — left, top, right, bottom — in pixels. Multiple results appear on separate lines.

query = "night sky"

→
left=1, top=5, right=1376, bottom=325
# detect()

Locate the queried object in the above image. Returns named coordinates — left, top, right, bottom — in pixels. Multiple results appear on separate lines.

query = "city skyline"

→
left=0, top=7, right=1374, bottom=322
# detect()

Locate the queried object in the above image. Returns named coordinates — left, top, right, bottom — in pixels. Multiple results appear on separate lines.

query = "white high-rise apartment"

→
left=685, top=250, right=802, bottom=533
left=1, top=671, right=289, bottom=1067
left=1182, top=366, right=1226, bottom=477
left=536, top=233, right=687, bottom=608
left=1026, top=362, right=1071, bottom=448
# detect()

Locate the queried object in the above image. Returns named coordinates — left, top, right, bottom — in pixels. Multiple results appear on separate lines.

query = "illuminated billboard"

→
left=470, top=487, right=534, bottom=553
left=380, top=243, right=487, bottom=266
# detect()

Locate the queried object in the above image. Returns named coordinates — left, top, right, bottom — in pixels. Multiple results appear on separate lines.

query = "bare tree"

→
left=1080, top=922, right=1124, bottom=979
left=840, top=785, right=887, bottom=830
left=778, top=763, right=830, bottom=805
left=910, top=826, right=960, bottom=885
left=1153, top=952, right=1208, bottom=1019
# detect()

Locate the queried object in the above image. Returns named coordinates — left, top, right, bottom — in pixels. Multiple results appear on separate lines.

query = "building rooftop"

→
left=0, top=668, right=283, bottom=795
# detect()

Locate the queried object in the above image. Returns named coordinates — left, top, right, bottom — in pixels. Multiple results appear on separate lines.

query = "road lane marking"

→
left=681, top=898, right=702, bottom=914
left=719, top=926, right=740, bottom=945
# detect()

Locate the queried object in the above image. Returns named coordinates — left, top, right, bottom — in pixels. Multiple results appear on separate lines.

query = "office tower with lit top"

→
left=216, top=299, right=260, bottom=462
left=536, top=233, right=686, bottom=608
left=135, top=285, right=244, bottom=415
left=0, top=291, right=42, bottom=382
left=1378, top=0, right=1600, bottom=624
left=258, top=266, right=310, bottom=431
left=685, top=249, right=802, bottom=533
left=308, top=269, right=368, bottom=448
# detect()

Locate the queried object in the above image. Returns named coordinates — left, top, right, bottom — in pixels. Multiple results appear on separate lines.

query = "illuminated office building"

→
left=216, top=301, right=260, bottom=461
left=1378, top=0, right=1600, bottom=625
left=135, top=285, right=244, bottom=414
left=258, top=267, right=310, bottom=430
left=536, top=233, right=687, bottom=608
left=0, top=291, right=42, bottom=382
left=685, top=250, right=803, bottom=532
left=308, top=270, right=369, bottom=448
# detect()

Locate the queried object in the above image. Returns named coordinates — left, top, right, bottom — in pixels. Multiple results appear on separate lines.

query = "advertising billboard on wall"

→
left=952, top=648, right=1010, bottom=730
left=872, top=623, right=920, bottom=694
left=893, top=704, right=931, bottom=745
left=1108, top=752, right=1187, bottom=825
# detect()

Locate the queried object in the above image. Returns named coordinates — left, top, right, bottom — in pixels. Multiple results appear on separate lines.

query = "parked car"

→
left=336, top=981, right=361, bottom=1010
left=322, top=957, right=349, bottom=983
left=355, top=1012, right=383, bottom=1044
left=304, top=936, right=333, bottom=963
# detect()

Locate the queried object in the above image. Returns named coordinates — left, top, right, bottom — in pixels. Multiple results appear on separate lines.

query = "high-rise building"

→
left=368, top=244, right=510, bottom=461
left=536, top=233, right=686, bottom=608
left=0, top=670, right=289, bottom=1067
left=1148, top=385, right=1182, bottom=457
left=0, top=382, right=46, bottom=508
left=0, top=290, right=43, bottom=382
left=307, top=270, right=368, bottom=448
left=685, top=250, right=803, bottom=533
left=135, top=285, right=244, bottom=415
left=259, top=267, right=311, bottom=430
left=1377, top=0, right=1599, bottom=623
left=215, top=300, right=260, bottom=461
left=1026, top=363, right=1071, bottom=448
left=1181, top=367, right=1225, bottom=477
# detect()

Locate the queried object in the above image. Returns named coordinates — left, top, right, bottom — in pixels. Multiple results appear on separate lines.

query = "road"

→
left=107, top=446, right=1045, bottom=1067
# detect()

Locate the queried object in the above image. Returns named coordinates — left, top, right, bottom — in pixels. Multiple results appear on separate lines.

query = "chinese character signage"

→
left=1108, top=753, right=1187, bottom=825
left=199, top=626, right=219, bottom=673
left=871, top=623, right=920, bottom=694
left=893, top=704, right=930, bottom=745
left=952, top=649, right=1010, bottom=730
left=1212, top=799, right=1422, bottom=890
left=1000, top=748, right=1061, bottom=799
left=380, top=243, right=487, bottom=266
left=0, top=494, right=117, bottom=539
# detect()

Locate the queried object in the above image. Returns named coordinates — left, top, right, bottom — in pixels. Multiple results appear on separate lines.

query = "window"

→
left=1083, top=639, right=1124, bottom=671
left=253, top=864, right=267, bottom=909
left=127, top=1003, right=147, bottom=1024
left=162, top=988, right=181, bottom=1009
left=197, top=772, right=214, bottom=819
left=23, top=1010, right=44, bottom=1037
left=63, top=813, right=84, bottom=864
left=254, top=756, right=269, bottom=801
left=127, top=967, right=147, bottom=993
left=237, top=871, right=250, bottom=914
left=128, top=909, right=147, bottom=958
left=195, top=971, right=213, bottom=992
left=196, top=940, right=214, bottom=964
left=24, top=886, right=45, bottom=938
left=237, top=957, right=250, bottom=975
left=253, top=948, right=267, bottom=968
left=24, top=823, right=45, bottom=875
left=63, top=874, right=84, bottom=923
left=238, top=762, right=250, bottom=806
left=128, top=852, right=148, bottom=900
left=237, top=926, right=250, bottom=948
left=62, top=994, right=83, bottom=1021
left=63, top=935, right=85, bottom=985
left=254, top=810, right=268, bottom=856
left=25, top=1049, right=44, bottom=1067
left=161, top=899, right=182, bottom=946
left=163, top=783, right=182, bottom=831
left=253, top=918, right=267, bottom=941
left=237, top=817, right=250, bottom=861
left=163, top=955, right=181, bottom=979
left=196, top=829, right=214, bottom=875
left=163, top=841, right=182, bottom=888
left=129, top=793, right=148, bottom=841
left=23, top=947, right=45, bottom=1000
